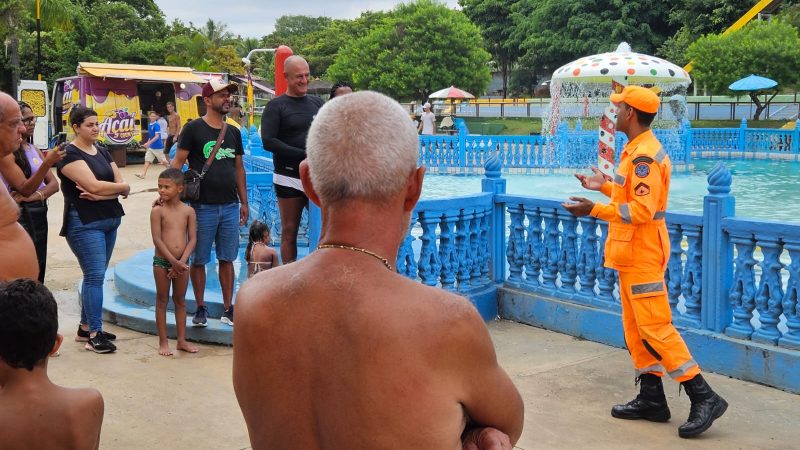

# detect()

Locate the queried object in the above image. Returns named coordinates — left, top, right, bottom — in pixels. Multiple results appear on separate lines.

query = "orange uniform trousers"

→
left=619, top=271, right=700, bottom=382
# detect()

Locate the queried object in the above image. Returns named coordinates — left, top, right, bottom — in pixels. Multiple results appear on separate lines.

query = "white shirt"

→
left=157, top=117, right=168, bottom=144
left=420, top=111, right=436, bottom=135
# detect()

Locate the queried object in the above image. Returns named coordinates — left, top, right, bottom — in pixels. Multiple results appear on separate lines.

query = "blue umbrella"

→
left=729, top=74, right=778, bottom=91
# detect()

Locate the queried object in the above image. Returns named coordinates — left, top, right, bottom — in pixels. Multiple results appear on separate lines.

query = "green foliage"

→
left=687, top=20, right=800, bottom=93
left=328, top=0, right=491, bottom=100
left=656, top=26, right=693, bottom=68
left=459, top=0, right=522, bottom=96
left=511, top=0, right=676, bottom=78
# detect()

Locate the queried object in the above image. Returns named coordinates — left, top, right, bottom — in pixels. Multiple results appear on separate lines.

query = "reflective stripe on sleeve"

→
left=619, top=203, right=632, bottom=224
left=653, top=211, right=666, bottom=220
left=631, top=281, right=665, bottom=295
left=614, top=173, right=626, bottom=186
left=655, top=147, right=667, bottom=164
left=668, top=359, right=699, bottom=379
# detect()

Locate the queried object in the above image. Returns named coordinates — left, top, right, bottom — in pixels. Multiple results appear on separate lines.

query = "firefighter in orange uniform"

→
left=563, top=86, right=727, bottom=438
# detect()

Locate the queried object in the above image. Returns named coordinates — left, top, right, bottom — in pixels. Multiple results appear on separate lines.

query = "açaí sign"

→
left=99, top=109, right=137, bottom=145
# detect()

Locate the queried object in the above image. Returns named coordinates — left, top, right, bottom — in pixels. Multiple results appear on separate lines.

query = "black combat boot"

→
left=678, top=374, right=728, bottom=438
left=611, top=373, right=671, bottom=422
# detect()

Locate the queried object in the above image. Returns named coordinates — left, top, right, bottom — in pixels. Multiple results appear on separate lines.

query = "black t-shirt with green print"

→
left=178, top=118, right=244, bottom=204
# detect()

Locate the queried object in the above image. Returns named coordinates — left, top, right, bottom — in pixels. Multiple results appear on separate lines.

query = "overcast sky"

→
left=155, top=1, right=461, bottom=39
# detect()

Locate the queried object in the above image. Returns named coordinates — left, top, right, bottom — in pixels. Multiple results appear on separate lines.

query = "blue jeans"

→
left=191, top=202, right=240, bottom=265
left=65, top=209, right=121, bottom=332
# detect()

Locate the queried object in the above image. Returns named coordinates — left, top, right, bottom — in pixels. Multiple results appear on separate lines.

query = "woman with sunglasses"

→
left=0, top=101, right=65, bottom=282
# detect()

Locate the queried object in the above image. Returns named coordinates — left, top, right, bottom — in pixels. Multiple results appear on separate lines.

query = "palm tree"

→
left=200, top=19, right=232, bottom=47
left=4, top=0, right=75, bottom=89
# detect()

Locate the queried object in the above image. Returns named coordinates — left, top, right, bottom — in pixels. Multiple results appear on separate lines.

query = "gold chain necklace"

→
left=317, top=244, right=393, bottom=271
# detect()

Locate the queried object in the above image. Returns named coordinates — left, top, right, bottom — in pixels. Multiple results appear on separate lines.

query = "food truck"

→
left=52, top=63, right=224, bottom=166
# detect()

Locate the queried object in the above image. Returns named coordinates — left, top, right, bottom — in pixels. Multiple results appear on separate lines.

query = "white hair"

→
left=306, top=91, right=419, bottom=204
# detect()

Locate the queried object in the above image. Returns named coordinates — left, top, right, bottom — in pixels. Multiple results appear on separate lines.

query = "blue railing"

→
left=244, top=151, right=800, bottom=393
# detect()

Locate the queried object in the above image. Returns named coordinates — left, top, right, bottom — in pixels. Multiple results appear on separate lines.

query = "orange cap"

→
left=609, top=85, right=659, bottom=113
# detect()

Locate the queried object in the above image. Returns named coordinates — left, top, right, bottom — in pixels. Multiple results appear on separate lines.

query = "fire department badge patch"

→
left=635, top=163, right=650, bottom=178
left=635, top=182, right=650, bottom=196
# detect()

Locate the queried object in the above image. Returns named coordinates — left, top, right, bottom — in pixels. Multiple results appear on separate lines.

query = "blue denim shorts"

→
left=191, top=202, right=240, bottom=265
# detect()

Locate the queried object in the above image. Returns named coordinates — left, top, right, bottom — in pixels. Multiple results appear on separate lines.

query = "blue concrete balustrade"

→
left=242, top=149, right=800, bottom=393
left=416, top=119, right=800, bottom=174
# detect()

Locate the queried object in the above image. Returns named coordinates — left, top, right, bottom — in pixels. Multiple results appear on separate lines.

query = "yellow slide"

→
left=685, top=0, right=783, bottom=72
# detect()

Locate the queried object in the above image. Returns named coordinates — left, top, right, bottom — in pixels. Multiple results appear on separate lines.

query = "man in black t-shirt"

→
left=261, top=55, right=324, bottom=264
left=172, top=80, right=248, bottom=327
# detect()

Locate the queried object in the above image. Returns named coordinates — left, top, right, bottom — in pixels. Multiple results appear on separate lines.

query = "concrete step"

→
left=101, top=279, right=234, bottom=345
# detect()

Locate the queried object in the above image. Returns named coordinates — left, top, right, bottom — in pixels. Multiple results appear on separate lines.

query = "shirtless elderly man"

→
left=0, top=91, right=38, bottom=281
left=234, top=91, right=524, bottom=449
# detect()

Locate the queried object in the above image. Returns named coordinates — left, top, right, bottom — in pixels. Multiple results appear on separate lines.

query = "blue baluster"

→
left=506, top=204, right=526, bottom=286
left=396, top=214, right=418, bottom=279
left=779, top=238, right=800, bottom=350
left=417, top=211, right=441, bottom=286
left=523, top=207, right=543, bottom=288
left=751, top=236, right=784, bottom=345
left=439, top=211, right=459, bottom=290
left=469, top=208, right=483, bottom=287
left=665, top=222, right=684, bottom=314
left=558, top=211, right=578, bottom=293
left=479, top=207, right=491, bottom=283
left=596, top=222, right=615, bottom=302
left=456, top=209, right=473, bottom=292
left=725, top=233, right=757, bottom=339
left=576, top=216, right=599, bottom=299
left=540, top=208, right=560, bottom=290
left=680, top=224, right=702, bottom=325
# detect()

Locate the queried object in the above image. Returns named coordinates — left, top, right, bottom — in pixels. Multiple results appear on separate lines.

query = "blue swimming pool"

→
left=420, top=159, right=800, bottom=222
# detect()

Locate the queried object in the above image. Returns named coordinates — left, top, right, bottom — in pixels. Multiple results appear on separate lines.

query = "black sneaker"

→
left=85, top=333, right=116, bottom=354
left=77, top=326, right=117, bottom=342
left=192, top=305, right=208, bottom=327
left=221, top=305, right=234, bottom=326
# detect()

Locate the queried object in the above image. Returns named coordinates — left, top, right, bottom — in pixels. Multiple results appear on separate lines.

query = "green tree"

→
left=659, top=0, right=800, bottom=67
left=510, top=0, right=676, bottom=79
left=328, top=0, right=491, bottom=100
left=459, top=0, right=522, bottom=97
left=302, top=12, right=389, bottom=78
left=687, top=20, right=800, bottom=119
left=1, top=0, right=77, bottom=91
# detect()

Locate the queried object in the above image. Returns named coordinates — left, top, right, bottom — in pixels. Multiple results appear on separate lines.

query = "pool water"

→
left=420, top=159, right=800, bottom=222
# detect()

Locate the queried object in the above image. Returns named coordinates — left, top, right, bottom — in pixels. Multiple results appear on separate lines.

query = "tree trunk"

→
left=501, top=57, right=508, bottom=99
left=10, top=35, right=19, bottom=95
left=750, top=92, right=763, bottom=120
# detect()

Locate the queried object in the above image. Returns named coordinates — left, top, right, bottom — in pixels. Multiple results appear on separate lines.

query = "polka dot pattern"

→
left=552, top=50, right=690, bottom=84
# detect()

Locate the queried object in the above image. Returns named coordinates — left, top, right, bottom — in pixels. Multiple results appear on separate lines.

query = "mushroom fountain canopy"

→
left=550, top=42, right=691, bottom=92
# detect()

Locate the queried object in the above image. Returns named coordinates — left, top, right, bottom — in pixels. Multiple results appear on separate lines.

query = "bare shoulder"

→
left=63, top=386, right=104, bottom=413
left=179, top=202, right=195, bottom=217
left=150, top=204, right=163, bottom=218
left=407, top=279, right=484, bottom=326
left=236, top=264, right=295, bottom=313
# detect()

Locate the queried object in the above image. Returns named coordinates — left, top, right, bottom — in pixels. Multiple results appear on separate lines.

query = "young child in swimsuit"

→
left=0, top=279, right=104, bottom=449
left=246, top=221, right=279, bottom=278
left=150, top=168, right=198, bottom=356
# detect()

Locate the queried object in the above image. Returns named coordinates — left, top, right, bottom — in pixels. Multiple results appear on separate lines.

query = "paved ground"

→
left=42, top=166, right=798, bottom=449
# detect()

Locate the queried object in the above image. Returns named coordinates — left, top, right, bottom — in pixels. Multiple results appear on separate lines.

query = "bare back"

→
left=234, top=256, right=522, bottom=449
left=0, top=383, right=103, bottom=450
left=152, top=202, right=193, bottom=259
left=0, top=183, right=38, bottom=280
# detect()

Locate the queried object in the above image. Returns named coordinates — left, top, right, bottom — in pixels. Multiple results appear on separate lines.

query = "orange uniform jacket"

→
left=591, top=130, right=671, bottom=273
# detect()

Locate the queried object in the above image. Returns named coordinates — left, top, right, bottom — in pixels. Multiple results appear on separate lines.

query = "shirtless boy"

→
left=0, top=92, right=38, bottom=280
left=0, top=279, right=104, bottom=449
left=150, top=168, right=198, bottom=356
left=234, top=92, right=524, bottom=449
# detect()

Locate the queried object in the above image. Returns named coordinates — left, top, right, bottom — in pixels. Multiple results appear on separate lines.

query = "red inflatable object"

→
left=274, top=46, right=293, bottom=96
